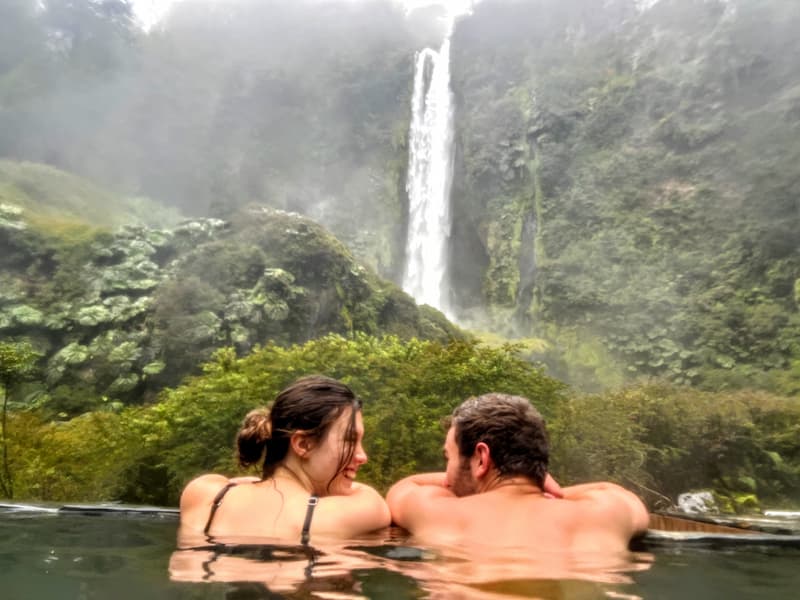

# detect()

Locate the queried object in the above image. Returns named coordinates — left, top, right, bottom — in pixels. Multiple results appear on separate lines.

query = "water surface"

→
left=2, top=506, right=799, bottom=599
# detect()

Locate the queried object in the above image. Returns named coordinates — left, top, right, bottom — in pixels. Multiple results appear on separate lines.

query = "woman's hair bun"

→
left=237, top=408, right=271, bottom=467
left=241, top=408, right=271, bottom=440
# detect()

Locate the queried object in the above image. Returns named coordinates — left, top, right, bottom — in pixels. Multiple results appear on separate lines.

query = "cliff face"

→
left=448, top=0, right=800, bottom=389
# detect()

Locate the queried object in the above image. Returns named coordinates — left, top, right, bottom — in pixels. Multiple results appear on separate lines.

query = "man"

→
left=387, top=393, right=650, bottom=552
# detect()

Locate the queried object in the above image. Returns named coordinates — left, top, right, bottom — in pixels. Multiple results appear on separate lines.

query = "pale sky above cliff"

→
left=132, top=0, right=474, bottom=31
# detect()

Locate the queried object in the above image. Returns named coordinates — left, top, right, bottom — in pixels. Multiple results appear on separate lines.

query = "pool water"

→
left=2, top=506, right=800, bottom=599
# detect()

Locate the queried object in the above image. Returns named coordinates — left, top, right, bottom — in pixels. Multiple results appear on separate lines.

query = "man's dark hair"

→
left=450, top=393, right=549, bottom=488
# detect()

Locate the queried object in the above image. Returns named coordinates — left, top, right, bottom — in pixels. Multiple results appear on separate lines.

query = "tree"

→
left=0, top=341, right=38, bottom=498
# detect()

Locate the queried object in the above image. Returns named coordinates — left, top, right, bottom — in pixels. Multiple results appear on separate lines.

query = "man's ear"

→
left=290, top=431, right=315, bottom=457
left=473, top=442, right=492, bottom=477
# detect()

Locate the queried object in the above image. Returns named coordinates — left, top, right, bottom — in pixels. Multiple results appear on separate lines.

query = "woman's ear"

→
left=290, top=431, right=315, bottom=457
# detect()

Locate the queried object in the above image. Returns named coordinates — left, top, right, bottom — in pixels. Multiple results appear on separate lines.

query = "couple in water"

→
left=180, top=375, right=649, bottom=552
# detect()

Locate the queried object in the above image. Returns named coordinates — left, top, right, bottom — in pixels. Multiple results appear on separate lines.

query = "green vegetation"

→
left=449, top=0, right=800, bottom=391
left=0, top=202, right=462, bottom=414
left=0, top=160, right=181, bottom=232
left=0, top=341, right=38, bottom=498
left=1, top=335, right=564, bottom=505
left=550, top=384, right=800, bottom=511
left=3, top=335, right=798, bottom=511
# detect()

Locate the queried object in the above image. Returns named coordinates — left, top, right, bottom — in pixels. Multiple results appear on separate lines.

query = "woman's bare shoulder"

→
left=180, top=474, right=231, bottom=508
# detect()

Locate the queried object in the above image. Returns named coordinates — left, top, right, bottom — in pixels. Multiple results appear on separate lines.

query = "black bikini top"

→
left=203, top=481, right=319, bottom=545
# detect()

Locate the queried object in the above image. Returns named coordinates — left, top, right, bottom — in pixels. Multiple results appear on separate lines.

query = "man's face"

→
left=444, top=426, right=478, bottom=497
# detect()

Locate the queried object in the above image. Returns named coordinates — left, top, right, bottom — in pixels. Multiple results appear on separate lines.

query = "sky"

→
left=131, top=0, right=475, bottom=30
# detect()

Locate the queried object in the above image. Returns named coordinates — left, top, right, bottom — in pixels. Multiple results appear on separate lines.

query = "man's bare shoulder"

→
left=556, top=482, right=650, bottom=537
left=458, top=489, right=644, bottom=552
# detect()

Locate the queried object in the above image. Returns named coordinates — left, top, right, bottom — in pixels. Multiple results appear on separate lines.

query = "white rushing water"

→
left=402, top=35, right=455, bottom=316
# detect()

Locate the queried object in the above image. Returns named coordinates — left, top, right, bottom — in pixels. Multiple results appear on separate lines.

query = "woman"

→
left=179, top=375, right=390, bottom=543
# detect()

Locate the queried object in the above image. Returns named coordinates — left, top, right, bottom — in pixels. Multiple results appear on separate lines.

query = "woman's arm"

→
left=314, top=482, right=391, bottom=537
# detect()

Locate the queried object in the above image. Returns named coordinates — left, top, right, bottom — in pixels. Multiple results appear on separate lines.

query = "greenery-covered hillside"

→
left=0, top=160, right=180, bottom=231
left=1, top=196, right=461, bottom=416
left=449, top=0, right=800, bottom=391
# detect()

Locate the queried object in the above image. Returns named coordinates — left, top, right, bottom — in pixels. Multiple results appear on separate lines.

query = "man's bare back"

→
left=387, top=394, right=649, bottom=553
left=389, top=473, right=648, bottom=553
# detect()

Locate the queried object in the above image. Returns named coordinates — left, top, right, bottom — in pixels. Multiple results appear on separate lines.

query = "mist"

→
left=2, top=0, right=799, bottom=390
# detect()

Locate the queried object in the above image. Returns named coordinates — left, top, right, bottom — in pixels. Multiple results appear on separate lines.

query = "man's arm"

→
left=561, top=481, right=650, bottom=536
left=386, top=472, right=458, bottom=532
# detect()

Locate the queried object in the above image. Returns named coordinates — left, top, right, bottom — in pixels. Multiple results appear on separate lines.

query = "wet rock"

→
left=677, top=491, right=718, bottom=514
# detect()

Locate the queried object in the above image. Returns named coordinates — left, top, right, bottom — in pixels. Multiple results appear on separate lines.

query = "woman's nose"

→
left=354, top=443, right=367, bottom=465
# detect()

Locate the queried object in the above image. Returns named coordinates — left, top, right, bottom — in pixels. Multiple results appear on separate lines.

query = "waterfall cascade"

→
left=402, top=34, right=455, bottom=317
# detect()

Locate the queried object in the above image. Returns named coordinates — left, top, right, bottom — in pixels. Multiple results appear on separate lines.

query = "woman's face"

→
left=303, top=407, right=367, bottom=496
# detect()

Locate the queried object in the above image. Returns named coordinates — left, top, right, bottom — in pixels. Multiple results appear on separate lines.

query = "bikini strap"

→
left=300, top=495, right=319, bottom=545
left=203, top=481, right=238, bottom=536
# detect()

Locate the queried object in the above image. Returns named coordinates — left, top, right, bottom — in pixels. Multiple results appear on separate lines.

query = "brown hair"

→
left=236, top=375, right=362, bottom=491
left=450, top=393, right=549, bottom=488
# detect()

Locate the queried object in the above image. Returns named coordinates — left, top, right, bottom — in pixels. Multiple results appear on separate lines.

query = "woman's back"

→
left=180, top=471, right=389, bottom=543
left=178, top=376, right=390, bottom=544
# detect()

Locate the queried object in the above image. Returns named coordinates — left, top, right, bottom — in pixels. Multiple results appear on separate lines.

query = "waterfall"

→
left=402, top=35, right=455, bottom=316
